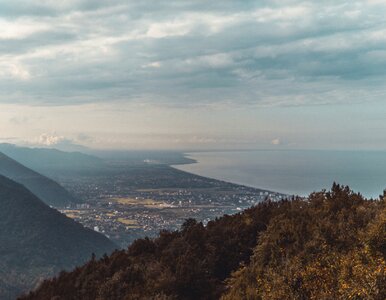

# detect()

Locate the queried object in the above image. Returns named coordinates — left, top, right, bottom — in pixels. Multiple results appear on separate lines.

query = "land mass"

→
left=0, top=175, right=117, bottom=300
left=57, top=162, right=285, bottom=247
left=21, top=184, right=386, bottom=300
left=0, top=152, right=79, bottom=208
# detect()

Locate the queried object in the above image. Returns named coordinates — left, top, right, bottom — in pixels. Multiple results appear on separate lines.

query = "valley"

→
left=57, top=164, right=285, bottom=247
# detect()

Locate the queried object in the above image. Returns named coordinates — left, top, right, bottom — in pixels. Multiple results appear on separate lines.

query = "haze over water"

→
left=174, top=150, right=386, bottom=199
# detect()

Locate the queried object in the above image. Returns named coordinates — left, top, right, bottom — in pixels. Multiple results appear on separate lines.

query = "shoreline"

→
left=170, top=152, right=289, bottom=197
left=171, top=150, right=386, bottom=199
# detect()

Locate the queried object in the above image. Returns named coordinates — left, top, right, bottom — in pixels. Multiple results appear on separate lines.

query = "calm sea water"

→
left=173, top=150, right=386, bottom=198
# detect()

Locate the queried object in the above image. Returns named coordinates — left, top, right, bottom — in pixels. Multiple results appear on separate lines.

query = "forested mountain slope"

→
left=0, top=175, right=116, bottom=300
left=22, top=184, right=385, bottom=300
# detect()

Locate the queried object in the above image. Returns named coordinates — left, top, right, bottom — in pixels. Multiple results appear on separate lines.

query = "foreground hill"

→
left=0, top=152, right=78, bottom=207
left=0, top=175, right=117, bottom=300
left=21, top=184, right=385, bottom=300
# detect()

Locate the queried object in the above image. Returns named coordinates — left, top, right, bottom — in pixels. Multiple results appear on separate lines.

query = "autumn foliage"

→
left=21, top=184, right=385, bottom=300
left=223, top=184, right=385, bottom=300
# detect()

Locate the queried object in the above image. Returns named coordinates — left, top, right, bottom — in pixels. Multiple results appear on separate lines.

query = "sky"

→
left=1, top=0, right=386, bottom=150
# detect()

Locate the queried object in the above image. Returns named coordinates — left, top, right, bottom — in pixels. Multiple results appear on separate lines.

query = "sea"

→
left=173, top=150, right=386, bottom=199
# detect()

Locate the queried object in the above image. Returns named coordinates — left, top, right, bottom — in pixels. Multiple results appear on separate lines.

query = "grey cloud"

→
left=0, top=2, right=56, bottom=18
left=0, top=1, right=386, bottom=106
left=0, top=31, right=78, bottom=55
left=0, top=0, right=124, bottom=18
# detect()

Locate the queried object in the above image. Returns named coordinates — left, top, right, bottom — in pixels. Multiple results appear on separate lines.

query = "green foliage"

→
left=21, top=184, right=386, bottom=300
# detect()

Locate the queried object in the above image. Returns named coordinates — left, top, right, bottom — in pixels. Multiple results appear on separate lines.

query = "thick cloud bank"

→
left=1, top=0, right=386, bottom=107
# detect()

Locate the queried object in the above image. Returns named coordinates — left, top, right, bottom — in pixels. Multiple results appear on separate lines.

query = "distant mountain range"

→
left=0, top=143, right=105, bottom=177
left=0, top=152, right=78, bottom=208
left=0, top=144, right=197, bottom=177
left=0, top=175, right=117, bottom=300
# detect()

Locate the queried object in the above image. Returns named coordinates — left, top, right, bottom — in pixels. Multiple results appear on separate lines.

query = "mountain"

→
left=90, top=149, right=196, bottom=165
left=0, top=175, right=117, bottom=300
left=0, top=152, right=78, bottom=207
left=0, top=143, right=104, bottom=177
left=21, top=185, right=385, bottom=300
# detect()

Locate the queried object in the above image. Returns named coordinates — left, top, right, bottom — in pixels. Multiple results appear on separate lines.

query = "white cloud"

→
left=0, top=19, right=50, bottom=39
left=0, top=62, right=30, bottom=80
left=252, top=5, right=311, bottom=23
left=142, top=61, right=161, bottom=68
left=38, top=133, right=69, bottom=146
left=146, top=20, right=193, bottom=38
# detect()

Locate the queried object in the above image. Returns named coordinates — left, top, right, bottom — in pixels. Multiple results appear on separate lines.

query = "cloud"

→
left=37, top=132, right=95, bottom=146
left=0, top=62, right=31, bottom=80
left=32, top=132, right=93, bottom=151
left=38, top=133, right=70, bottom=146
left=142, top=61, right=161, bottom=68
left=0, top=1, right=386, bottom=107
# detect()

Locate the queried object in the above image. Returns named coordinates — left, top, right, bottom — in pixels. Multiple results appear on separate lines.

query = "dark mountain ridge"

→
left=0, top=175, right=117, bottom=299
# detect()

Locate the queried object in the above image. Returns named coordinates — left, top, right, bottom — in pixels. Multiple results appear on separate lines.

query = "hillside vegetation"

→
left=0, top=175, right=116, bottom=300
left=21, top=184, right=385, bottom=300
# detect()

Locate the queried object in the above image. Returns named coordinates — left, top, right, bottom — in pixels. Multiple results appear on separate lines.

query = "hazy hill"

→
left=0, top=175, right=116, bottom=300
left=0, top=152, right=78, bottom=207
left=0, top=144, right=104, bottom=177
left=21, top=185, right=385, bottom=300
left=90, top=149, right=196, bottom=165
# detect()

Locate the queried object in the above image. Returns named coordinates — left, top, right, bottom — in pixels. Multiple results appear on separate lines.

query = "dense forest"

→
left=21, top=184, right=385, bottom=300
left=0, top=175, right=116, bottom=300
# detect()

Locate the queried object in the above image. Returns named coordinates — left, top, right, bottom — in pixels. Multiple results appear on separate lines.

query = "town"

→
left=58, top=164, right=286, bottom=247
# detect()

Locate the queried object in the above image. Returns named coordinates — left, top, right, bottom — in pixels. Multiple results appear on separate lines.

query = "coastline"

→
left=171, top=150, right=386, bottom=199
left=170, top=152, right=288, bottom=196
